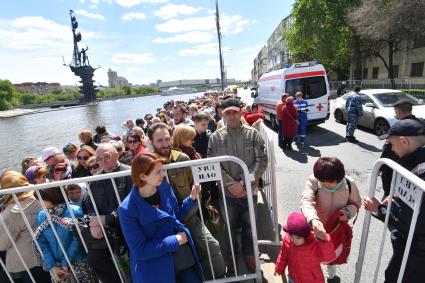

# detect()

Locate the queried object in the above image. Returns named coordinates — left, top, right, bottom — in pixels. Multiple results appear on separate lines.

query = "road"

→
left=237, top=88, right=392, bottom=282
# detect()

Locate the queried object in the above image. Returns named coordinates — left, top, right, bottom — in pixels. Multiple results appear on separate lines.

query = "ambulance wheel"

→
left=270, top=114, right=278, bottom=130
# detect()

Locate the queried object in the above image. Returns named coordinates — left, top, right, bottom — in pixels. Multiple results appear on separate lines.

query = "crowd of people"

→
left=0, top=91, right=268, bottom=283
left=0, top=87, right=424, bottom=283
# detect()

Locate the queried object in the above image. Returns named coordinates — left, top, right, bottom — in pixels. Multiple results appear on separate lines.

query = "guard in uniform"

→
left=344, top=86, right=363, bottom=142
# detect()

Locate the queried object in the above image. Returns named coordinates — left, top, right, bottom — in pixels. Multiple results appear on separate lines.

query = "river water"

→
left=0, top=92, right=202, bottom=172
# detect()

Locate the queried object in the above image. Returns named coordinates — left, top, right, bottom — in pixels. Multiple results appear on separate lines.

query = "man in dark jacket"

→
left=147, top=122, right=225, bottom=280
left=84, top=143, right=132, bottom=283
left=364, top=118, right=425, bottom=283
left=380, top=100, right=418, bottom=198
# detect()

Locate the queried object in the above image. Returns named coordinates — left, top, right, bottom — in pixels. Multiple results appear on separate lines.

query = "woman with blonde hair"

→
left=172, top=124, right=201, bottom=160
left=0, top=171, right=51, bottom=282
left=74, top=145, right=96, bottom=178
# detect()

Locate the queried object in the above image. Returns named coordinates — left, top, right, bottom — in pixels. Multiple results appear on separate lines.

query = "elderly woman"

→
left=172, top=124, right=201, bottom=160
left=74, top=145, right=97, bottom=178
left=0, top=171, right=51, bottom=282
left=300, top=157, right=361, bottom=283
left=119, top=153, right=203, bottom=283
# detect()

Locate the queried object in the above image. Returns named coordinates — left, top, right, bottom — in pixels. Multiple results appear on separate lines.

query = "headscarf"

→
left=24, top=166, right=38, bottom=184
left=0, top=171, right=34, bottom=206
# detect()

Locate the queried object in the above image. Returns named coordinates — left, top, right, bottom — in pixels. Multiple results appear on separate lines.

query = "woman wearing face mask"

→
left=300, top=157, right=361, bottom=283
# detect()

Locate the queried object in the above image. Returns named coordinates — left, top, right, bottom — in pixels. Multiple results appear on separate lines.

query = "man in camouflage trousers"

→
left=345, top=86, right=363, bottom=143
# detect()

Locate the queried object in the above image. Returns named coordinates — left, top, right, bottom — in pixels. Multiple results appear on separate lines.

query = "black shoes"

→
left=345, top=136, right=357, bottom=143
left=327, top=276, right=341, bottom=283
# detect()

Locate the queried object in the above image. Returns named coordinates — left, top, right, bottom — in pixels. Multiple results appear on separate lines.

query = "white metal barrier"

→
left=0, top=155, right=263, bottom=283
left=354, top=158, right=425, bottom=283
left=258, top=123, right=279, bottom=245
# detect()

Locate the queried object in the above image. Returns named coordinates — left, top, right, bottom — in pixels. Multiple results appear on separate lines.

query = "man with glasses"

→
left=83, top=143, right=132, bottom=283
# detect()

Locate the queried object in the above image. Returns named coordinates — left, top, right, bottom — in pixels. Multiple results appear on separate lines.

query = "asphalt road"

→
left=238, top=88, right=392, bottom=282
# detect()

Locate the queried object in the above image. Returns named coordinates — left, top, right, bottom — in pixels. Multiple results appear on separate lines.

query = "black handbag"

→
left=173, top=243, right=195, bottom=273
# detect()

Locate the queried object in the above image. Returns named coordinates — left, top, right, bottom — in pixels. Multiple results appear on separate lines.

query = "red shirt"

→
left=276, top=100, right=286, bottom=121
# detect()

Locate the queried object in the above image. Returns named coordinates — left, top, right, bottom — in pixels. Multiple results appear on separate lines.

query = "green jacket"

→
left=166, top=149, right=197, bottom=220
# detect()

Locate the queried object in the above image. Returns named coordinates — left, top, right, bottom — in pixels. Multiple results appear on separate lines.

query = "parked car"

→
left=333, top=89, right=425, bottom=136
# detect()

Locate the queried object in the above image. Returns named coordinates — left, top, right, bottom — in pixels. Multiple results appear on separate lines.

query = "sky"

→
left=0, top=0, right=294, bottom=86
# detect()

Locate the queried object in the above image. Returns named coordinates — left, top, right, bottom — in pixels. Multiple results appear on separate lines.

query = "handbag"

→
left=173, top=243, right=195, bottom=273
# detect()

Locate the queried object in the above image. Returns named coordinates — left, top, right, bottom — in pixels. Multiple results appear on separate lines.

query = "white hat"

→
left=40, top=146, right=60, bottom=162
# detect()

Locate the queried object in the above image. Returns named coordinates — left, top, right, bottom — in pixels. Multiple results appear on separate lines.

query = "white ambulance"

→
left=254, top=61, right=330, bottom=128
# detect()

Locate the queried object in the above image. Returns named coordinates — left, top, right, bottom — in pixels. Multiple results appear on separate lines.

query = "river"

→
left=0, top=92, right=202, bottom=172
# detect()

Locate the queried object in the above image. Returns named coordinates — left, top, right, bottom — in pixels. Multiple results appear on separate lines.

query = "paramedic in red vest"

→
left=276, top=93, right=288, bottom=149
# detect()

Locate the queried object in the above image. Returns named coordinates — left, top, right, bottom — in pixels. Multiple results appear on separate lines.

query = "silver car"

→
left=333, top=89, right=425, bottom=136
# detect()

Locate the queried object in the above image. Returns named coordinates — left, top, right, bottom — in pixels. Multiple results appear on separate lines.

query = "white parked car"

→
left=333, top=89, right=425, bottom=136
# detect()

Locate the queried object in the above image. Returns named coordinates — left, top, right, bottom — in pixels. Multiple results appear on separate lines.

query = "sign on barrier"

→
left=192, top=163, right=222, bottom=183
left=394, top=173, right=421, bottom=209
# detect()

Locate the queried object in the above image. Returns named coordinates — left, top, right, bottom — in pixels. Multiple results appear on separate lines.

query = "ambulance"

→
left=254, top=61, right=330, bottom=128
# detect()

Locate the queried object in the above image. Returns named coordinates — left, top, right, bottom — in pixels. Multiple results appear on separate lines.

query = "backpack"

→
left=317, top=177, right=357, bottom=265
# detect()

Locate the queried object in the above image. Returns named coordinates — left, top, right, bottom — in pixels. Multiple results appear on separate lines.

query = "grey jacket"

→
left=207, top=123, right=268, bottom=196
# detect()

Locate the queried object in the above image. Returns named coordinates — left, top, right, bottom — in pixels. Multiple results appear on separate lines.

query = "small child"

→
left=275, top=212, right=336, bottom=283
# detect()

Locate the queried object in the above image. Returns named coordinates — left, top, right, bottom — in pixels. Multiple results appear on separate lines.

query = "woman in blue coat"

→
left=119, top=152, right=203, bottom=283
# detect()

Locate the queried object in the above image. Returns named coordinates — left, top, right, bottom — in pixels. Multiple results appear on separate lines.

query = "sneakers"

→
left=327, top=276, right=341, bottom=283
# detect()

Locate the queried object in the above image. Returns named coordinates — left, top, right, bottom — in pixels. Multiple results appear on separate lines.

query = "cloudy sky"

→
left=0, top=0, right=293, bottom=86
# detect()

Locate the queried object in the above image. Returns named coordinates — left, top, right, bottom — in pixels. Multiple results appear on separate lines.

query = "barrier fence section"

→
left=354, top=158, right=425, bottom=283
left=0, top=155, right=262, bottom=283
left=258, top=123, right=279, bottom=245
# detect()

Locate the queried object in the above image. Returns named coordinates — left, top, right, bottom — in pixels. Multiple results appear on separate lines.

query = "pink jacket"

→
left=275, top=232, right=336, bottom=283
left=300, top=175, right=361, bottom=225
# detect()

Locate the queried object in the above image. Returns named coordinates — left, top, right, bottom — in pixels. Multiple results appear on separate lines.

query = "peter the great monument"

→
left=64, top=10, right=99, bottom=102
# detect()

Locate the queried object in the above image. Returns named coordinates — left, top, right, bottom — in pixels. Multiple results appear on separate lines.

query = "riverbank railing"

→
left=354, top=158, right=425, bottom=283
left=0, top=156, right=263, bottom=283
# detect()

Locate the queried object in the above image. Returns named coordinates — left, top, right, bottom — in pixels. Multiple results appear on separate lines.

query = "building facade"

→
left=14, top=82, right=61, bottom=94
left=350, top=37, right=425, bottom=80
left=158, top=78, right=236, bottom=89
left=107, top=68, right=129, bottom=88
left=251, top=14, right=293, bottom=83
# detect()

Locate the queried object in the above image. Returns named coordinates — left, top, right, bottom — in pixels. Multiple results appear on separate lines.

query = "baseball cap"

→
left=40, top=146, right=60, bottom=162
left=63, top=143, right=78, bottom=154
left=221, top=98, right=242, bottom=113
left=282, top=211, right=310, bottom=238
left=378, top=118, right=425, bottom=140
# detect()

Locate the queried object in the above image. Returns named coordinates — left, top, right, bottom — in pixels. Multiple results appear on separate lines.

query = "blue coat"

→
left=294, top=99, right=309, bottom=121
left=118, top=181, right=202, bottom=283
left=36, top=205, right=86, bottom=270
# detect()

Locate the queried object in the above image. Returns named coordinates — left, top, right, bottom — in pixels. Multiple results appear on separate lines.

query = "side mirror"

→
left=364, top=102, right=376, bottom=108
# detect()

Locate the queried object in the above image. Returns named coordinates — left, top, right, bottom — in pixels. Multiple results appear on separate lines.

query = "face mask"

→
left=320, top=180, right=344, bottom=193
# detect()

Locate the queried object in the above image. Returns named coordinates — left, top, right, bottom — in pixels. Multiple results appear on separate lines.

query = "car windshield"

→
left=371, top=92, right=425, bottom=107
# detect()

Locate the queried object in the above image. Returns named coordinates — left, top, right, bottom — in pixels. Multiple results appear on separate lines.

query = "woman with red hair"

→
left=119, top=153, right=203, bottom=283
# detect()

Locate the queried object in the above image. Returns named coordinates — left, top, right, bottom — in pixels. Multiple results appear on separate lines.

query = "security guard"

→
left=364, top=118, right=425, bottom=283
left=344, top=86, right=363, bottom=142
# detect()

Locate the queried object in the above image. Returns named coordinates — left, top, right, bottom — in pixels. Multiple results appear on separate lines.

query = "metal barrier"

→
left=257, top=123, right=279, bottom=246
left=0, top=155, right=262, bottom=283
left=354, top=158, right=425, bottom=283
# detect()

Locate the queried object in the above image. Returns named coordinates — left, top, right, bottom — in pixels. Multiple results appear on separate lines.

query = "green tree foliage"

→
left=347, top=0, right=425, bottom=83
left=0, top=80, right=17, bottom=110
left=286, top=0, right=360, bottom=80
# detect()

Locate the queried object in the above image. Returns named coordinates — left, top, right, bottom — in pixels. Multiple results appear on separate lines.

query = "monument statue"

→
left=64, top=10, right=99, bottom=102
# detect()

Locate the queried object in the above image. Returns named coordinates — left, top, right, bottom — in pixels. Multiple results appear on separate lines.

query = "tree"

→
left=347, top=0, right=425, bottom=87
left=286, top=0, right=360, bottom=80
left=0, top=80, right=16, bottom=110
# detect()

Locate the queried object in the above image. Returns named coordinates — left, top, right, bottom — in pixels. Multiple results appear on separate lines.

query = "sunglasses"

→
left=96, top=153, right=112, bottom=162
left=77, top=156, right=90, bottom=161
left=128, top=140, right=139, bottom=144
left=88, top=163, right=100, bottom=170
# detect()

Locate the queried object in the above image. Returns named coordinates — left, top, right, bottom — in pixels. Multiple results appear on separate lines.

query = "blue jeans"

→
left=295, top=118, right=308, bottom=143
left=278, top=120, right=283, bottom=147
left=219, top=195, right=258, bottom=258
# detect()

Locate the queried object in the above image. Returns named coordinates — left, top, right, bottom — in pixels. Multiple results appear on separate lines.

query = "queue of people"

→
left=0, top=92, right=269, bottom=283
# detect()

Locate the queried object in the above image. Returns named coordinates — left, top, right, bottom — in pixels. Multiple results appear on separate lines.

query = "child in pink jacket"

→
left=275, top=212, right=336, bottom=283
